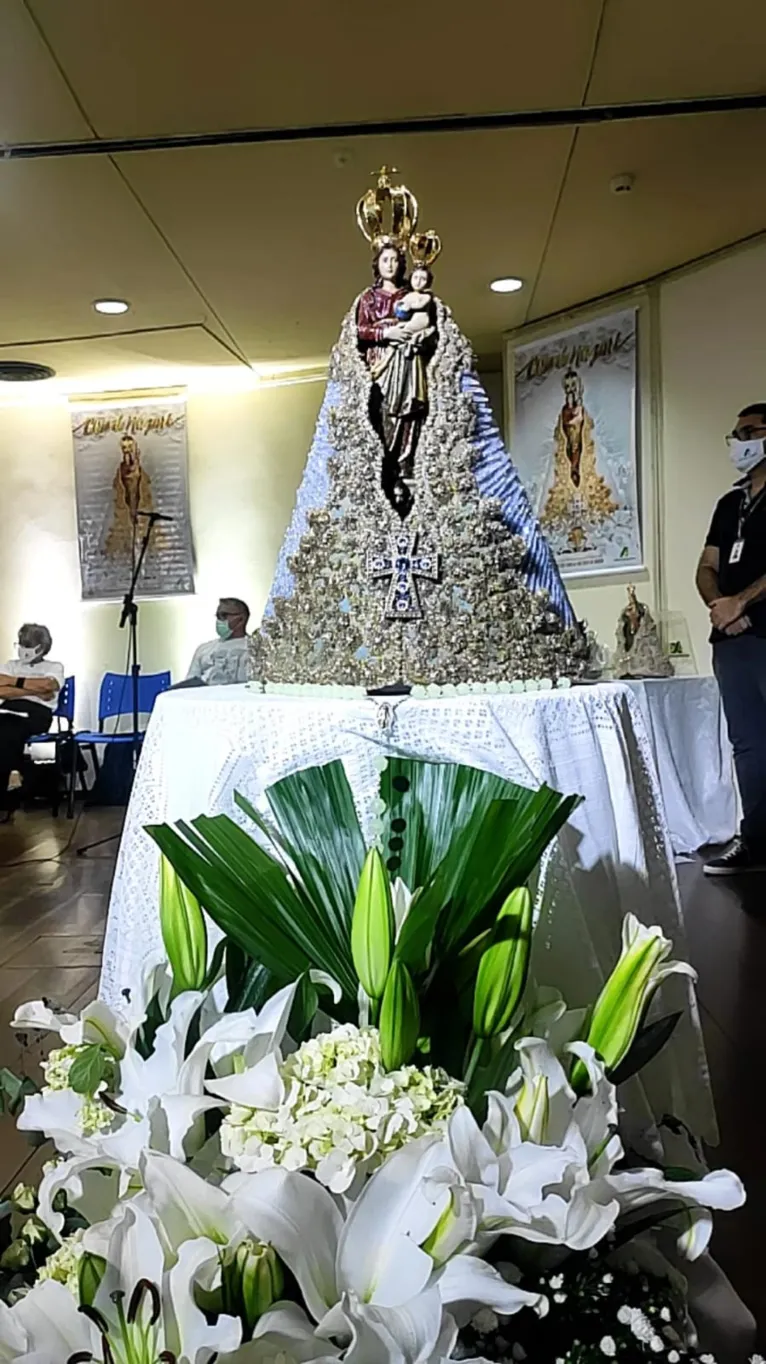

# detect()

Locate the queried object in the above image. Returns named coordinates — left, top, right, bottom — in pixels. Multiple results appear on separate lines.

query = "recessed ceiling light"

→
left=93, top=299, right=130, bottom=315
left=490, top=277, right=524, bottom=294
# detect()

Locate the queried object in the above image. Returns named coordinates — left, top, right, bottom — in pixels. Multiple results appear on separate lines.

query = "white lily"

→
left=0, top=1279, right=88, bottom=1361
left=517, top=984, right=587, bottom=1056
left=0, top=1202, right=241, bottom=1363
left=20, top=984, right=297, bottom=1189
left=89, top=1201, right=242, bottom=1363
left=36, top=1152, right=128, bottom=1238
left=442, top=1038, right=621, bottom=1252
left=608, top=1165, right=746, bottom=1261
left=338, top=1286, right=459, bottom=1364
left=454, top=1035, right=744, bottom=1261
left=12, top=948, right=173, bottom=1053
left=13, top=996, right=133, bottom=1053
left=234, top=1301, right=341, bottom=1362
left=237, top=1288, right=462, bottom=1364
left=139, top=1149, right=246, bottom=1259
left=233, top=1137, right=546, bottom=1329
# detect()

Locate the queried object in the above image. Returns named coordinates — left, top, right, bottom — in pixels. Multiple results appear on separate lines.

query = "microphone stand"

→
left=76, top=514, right=160, bottom=858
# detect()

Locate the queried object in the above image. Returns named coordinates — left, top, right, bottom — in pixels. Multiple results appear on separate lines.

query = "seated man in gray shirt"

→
left=183, top=598, right=251, bottom=687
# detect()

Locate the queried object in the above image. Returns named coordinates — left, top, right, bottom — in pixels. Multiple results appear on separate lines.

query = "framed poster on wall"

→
left=71, top=392, right=195, bottom=601
left=510, top=307, right=642, bottom=579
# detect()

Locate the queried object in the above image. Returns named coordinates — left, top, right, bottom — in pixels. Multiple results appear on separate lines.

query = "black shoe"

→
left=703, top=839, right=766, bottom=876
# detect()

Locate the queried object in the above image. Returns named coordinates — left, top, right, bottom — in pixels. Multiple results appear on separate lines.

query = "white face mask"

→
left=17, top=644, right=41, bottom=664
left=727, top=436, right=766, bottom=476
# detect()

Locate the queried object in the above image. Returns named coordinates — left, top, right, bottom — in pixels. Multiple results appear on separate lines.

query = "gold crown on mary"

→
left=356, top=166, right=442, bottom=268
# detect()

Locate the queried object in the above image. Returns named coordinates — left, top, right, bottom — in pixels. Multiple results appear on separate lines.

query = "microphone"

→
left=135, top=510, right=174, bottom=522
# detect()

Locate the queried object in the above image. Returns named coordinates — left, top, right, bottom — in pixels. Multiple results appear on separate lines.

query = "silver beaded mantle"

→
left=251, top=298, right=588, bottom=687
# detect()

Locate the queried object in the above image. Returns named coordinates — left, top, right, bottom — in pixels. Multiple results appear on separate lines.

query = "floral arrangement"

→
left=0, top=758, right=754, bottom=1363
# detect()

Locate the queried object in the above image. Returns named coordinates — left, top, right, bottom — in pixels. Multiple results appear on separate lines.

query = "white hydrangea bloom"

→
left=220, top=1024, right=464, bottom=1192
left=43, top=1045, right=115, bottom=1137
left=37, top=1227, right=85, bottom=1295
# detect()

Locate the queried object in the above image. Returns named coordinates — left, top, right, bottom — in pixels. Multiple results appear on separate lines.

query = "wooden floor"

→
left=0, top=808, right=122, bottom=1198
left=0, top=811, right=761, bottom=1339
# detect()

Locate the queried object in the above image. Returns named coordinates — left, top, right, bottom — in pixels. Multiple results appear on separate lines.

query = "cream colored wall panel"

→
left=29, top=0, right=601, bottom=137
left=528, top=114, right=766, bottom=321
left=0, top=158, right=204, bottom=344
left=0, top=0, right=91, bottom=142
left=587, top=0, right=766, bottom=103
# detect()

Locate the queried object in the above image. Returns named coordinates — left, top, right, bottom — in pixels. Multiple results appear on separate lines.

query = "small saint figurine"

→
left=613, top=585, right=674, bottom=679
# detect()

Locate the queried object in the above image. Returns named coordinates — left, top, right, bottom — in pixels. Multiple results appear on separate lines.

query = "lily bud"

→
left=379, top=960, right=420, bottom=1070
left=514, top=1074, right=550, bottom=1144
left=222, top=1239, right=283, bottom=1337
left=572, top=913, right=697, bottom=1094
left=78, top=1250, right=107, bottom=1307
left=351, top=848, right=394, bottom=1001
left=472, top=887, right=532, bottom=1040
left=0, top=1240, right=30, bottom=1271
left=11, top=1184, right=36, bottom=1213
left=20, top=1219, right=45, bottom=1246
left=159, top=855, right=208, bottom=995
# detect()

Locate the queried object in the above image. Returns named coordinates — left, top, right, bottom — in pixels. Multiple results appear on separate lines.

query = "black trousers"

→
left=0, top=699, right=52, bottom=809
left=713, top=635, right=766, bottom=849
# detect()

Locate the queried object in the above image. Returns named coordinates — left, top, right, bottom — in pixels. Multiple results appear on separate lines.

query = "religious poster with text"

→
left=512, top=308, right=641, bottom=578
left=71, top=393, right=195, bottom=601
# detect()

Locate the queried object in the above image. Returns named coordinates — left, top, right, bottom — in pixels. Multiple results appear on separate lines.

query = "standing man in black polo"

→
left=697, top=403, right=766, bottom=875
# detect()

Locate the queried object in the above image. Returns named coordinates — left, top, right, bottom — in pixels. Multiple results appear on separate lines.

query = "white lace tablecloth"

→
left=625, top=677, right=737, bottom=855
left=100, top=681, right=716, bottom=1143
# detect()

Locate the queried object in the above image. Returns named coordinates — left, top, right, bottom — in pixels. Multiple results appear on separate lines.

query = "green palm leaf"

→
left=393, top=776, right=580, bottom=974
left=234, top=760, right=366, bottom=964
left=149, top=758, right=581, bottom=1043
left=379, top=758, right=511, bottom=890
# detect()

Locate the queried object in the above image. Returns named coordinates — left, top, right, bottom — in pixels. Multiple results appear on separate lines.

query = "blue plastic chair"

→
left=24, top=676, right=76, bottom=818
left=26, top=676, right=75, bottom=739
left=67, top=671, right=171, bottom=817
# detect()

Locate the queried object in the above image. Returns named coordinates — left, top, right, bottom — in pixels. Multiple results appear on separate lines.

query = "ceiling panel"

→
left=0, top=156, right=204, bottom=344
left=0, top=324, right=241, bottom=385
left=527, top=112, right=766, bottom=320
left=116, top=128, right=576, bottom=361
left=587, top=0, right=766, bottom=103
left=0, top=0, right=762, bottom=383
left=0, top=0, right=91, bottom=142
left=27, top=0, right=602, bottom=138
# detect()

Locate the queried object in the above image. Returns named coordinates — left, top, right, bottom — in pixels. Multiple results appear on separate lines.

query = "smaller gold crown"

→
left=409, top=229, right=442, bottom=268
left=356, top=166, right=419, bottom=253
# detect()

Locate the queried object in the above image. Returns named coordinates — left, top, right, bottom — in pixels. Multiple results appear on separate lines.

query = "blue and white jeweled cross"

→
left=367, top=532, right=440, bottom=620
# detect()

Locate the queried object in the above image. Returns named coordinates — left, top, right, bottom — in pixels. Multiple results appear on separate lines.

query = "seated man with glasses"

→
left=696, top=402, right=766, bottom=875
left=174, top=597, right=251, bottom=690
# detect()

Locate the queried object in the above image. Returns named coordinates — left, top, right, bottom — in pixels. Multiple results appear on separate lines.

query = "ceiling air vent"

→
left=0, top=361, right=56, bottom=382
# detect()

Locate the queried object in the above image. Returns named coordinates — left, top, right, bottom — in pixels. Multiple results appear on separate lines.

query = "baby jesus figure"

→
left=393, top=264, right=436, bottom=345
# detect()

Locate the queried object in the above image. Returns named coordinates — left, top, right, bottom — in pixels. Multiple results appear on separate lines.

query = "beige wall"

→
left=660, top=240, right=766, bottom=671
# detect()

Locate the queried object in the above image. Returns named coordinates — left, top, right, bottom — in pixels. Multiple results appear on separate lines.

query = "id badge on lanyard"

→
left=730, top=489, right=750, bottom=564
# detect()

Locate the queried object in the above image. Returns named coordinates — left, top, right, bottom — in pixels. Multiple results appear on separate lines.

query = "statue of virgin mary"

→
left=251, top=168, right=587, bottom=688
